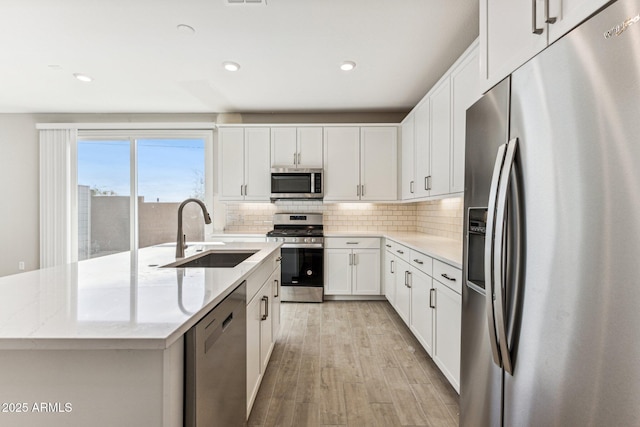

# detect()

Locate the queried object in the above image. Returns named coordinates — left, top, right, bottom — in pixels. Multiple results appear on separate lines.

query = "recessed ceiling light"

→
left=176, top=24, right=196, bottom=34
left=223, top=61, right=241, bottom=72
left=73, top=73, right=93, bottom=82
left=340, top=61, right=356, bottom=71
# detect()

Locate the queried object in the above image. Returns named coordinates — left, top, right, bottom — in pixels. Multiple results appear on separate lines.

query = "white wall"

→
left=0, top=114, right=39, bottom=276
left=0, top=111, right=406, bottom=277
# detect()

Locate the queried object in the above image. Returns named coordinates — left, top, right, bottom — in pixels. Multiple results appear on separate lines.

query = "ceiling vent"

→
left=227, top=0, right=267, bottom=5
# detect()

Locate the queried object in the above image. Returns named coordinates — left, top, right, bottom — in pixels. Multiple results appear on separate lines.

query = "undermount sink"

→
left=162, top=250, right=258, bottom=268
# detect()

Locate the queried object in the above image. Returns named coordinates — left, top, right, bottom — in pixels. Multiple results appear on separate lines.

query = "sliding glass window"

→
left=77, top=131, right=211, bottom=261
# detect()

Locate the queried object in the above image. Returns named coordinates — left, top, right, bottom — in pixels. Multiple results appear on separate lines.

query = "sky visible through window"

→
left=77, top=138, right=205, bottom=202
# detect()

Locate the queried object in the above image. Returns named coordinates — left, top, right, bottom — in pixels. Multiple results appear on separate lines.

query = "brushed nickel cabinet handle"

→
left=413, top=259, right=424, bottom=265
left=532, top=0, right=544, bottom=34
left=429, top=288, right=435, bottom=308
left=544, top=0, right=556, bottom=23
left=261, top=296, right=269, bottom=320
left=441, top=273, right=456, bottom=282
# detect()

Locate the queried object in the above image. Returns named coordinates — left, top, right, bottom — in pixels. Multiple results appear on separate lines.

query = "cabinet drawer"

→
left=410, top=250, right=432, bottom=276
left=324, top=237, right=380, bottom=249
left=433, top=260, right=462, bottom=294
left=391, top=243, right=411, bottom=263
left=383, top=239, right=397, bottom=253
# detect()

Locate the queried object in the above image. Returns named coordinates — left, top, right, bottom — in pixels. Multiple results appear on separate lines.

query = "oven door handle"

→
left=280, top=243, right=324, bottom=249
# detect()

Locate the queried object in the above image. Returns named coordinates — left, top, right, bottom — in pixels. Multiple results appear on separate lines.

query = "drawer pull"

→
left=396, top=250, right=404, bottom=254
left=346, top=242, right=359, bottom=245
left=385, top=244, right=392, bottom=248
left=441, top=273, right=456, bottom=281
left=413, top=259, right=424, bottom=265
left=276, top=256, right=282, bottom=262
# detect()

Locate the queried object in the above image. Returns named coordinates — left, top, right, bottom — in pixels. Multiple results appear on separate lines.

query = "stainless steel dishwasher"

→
left=185, top=281, right=247, bottom=427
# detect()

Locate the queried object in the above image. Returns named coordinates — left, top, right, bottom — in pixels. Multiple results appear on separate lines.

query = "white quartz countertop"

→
left=325, top=231, right=462, bottom=268
left=0, top=242, right=280, bottom=350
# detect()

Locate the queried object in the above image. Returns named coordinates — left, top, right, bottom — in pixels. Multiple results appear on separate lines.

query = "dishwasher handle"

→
left=203, top=302, right=242, bottom=354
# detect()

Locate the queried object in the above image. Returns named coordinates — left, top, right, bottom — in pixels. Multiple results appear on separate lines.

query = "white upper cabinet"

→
left=429, top=79, right=452, bottom=197
left=271, top=127, right=323, bottom=169
left=324, top=126, right=397, bottom=202
left=414, top=101, right=431, bottom=199
left=323, top=127, right=361, bottom=201
left=218, top=127, right=270, bottom=202
left=360, top=127, right=397, bottom=201
left=219, top=128, right=245, bottom=201
left=296, top=127, right=323, bottom=168
left=481, top=0, right=608, bottom=92
left=400, top=115, right=416, bottom=200
left=450, top=43, right=481, bottom=194
left=399, top=41, right=478, bottom=201
left=480, top=0, right=548, bottom=92
left=270, top=128, right=297, bottom=167
left=244, top=128, right=271, bottom=201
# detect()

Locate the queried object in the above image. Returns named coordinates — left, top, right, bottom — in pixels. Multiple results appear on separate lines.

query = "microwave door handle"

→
left=485, top=143, right=507, bottom=368
left=311, top=173, right=315, bottom=193
left=493, top=138, right=518, bottom=375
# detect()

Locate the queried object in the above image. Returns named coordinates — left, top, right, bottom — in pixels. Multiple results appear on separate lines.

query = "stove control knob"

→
left=292, top=237, right=298, bottom=243
left=311, top=238, right=316, bottom=243
left=304, top=237, right=311, bottom=243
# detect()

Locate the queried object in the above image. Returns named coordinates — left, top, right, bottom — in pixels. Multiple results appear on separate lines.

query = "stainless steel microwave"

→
left=270, top=168, right=323, bottom=200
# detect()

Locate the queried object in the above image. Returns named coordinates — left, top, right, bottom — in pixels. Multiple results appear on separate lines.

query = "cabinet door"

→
left=400, top=115, right=416, bottom=200
left=480, top=0, right=548, bottom=91
left=297, top=127, right=323, bottom=168
left=410, top=268, right=434, bottom=357
left=324, top=248, right=352, bottom=295
left=219, top=128, right=245, bottom=201
left=271, top=267, right=281, bottom=341
left=394, top=258, right=412, bottom=326
left=383, top=250, right=396, bottom=305
left=360, top=127, right=397, bottom=201
left=548, top=0, right=609, bottom=43
left=430, top=79, right=452, bottom=197
left=244, top=128, right=271, bottom=201
left=352, top=249, right=381, bottom=295
left=246, top=292, right=262, bottom=411
left=434, top=281, right=462, bottom=393
left=271, top=127, right=297, bottom=167
left=323, top=127, right=360, bottom=201
left=414, top=101, right=431, bottom=198
left=450, top=45, right=480, bottom=194
left=259, top=283, right=274, bottom=374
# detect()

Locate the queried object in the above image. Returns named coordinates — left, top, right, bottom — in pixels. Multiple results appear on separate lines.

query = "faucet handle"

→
left=182, top=234, right=188, bottom=250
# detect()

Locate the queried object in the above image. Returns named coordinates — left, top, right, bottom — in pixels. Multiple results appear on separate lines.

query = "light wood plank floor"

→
left=248, top=301, right=459, bottom=427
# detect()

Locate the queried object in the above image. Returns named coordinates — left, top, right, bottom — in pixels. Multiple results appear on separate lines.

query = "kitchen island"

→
left=0, top=242, right=281, bottom=427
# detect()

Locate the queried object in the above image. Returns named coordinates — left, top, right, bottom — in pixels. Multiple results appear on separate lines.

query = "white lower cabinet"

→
left=324, top=238, right=381, bottom=296
left=433, top=280, right=461, bottom=392
left=382, top=238, right=461, bottom=393
left=393, top=258, right=411, bottom=325
left=246, top=256, right=281, bottom=417
left=383, top=246, right=396, bottom=305
left=409, top=267, right=434, bottom=357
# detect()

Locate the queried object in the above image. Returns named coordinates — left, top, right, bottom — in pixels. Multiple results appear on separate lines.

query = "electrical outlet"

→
left=18, top=261, right=25, bottom=271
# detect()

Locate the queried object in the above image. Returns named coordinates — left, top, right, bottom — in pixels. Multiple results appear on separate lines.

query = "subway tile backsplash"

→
left=223, top=197, right=463, bottom=241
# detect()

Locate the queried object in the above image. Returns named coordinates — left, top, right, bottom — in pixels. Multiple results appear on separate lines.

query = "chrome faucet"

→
left=176, top=198, right=212, bottom=258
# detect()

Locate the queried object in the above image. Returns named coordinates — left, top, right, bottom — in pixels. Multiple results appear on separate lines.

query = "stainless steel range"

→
left=266, top=213, right=324, bottom=303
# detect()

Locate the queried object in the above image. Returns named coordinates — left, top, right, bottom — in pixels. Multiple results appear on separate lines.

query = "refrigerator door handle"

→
left=485, top=143, right=507, bottom=368
left=493, top=138, right=519, bottom=375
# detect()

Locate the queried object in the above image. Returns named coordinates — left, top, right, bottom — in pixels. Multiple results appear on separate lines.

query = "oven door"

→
left=280, top=246, right=323, bottom=287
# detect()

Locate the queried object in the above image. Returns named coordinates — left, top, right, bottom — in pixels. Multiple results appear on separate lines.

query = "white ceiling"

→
left=1, top=0, right=479, bottom=114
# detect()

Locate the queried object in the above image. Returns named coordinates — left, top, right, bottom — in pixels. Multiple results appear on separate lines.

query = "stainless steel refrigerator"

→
left=461, top=0, right=640, bottom=425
